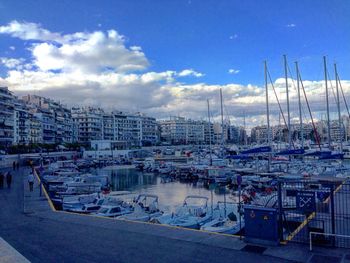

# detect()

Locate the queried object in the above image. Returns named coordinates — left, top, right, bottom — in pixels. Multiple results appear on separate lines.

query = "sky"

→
left=0, top=0, right=349, bottom=128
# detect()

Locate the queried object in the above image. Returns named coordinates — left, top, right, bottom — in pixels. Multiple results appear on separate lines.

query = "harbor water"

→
left=94, top=166, right=231, bottom=213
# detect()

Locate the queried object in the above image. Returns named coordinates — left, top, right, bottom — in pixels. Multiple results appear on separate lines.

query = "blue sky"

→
left=0, top=0, right=349, bottom=126
left=1, top=0, right=349, bottom=84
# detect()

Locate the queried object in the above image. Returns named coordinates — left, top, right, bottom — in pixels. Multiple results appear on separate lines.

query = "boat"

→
left=119, top=194, right=163, bottom=222
left=200, top=202, right=244, bottom=234
left=96, top=204, right=133, bottom=218
left=153, top=196, right=211, bottom=229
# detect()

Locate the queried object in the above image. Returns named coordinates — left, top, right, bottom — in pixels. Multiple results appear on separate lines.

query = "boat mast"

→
left=207, top=99, right=212, bottom=166
left=324, top=56, right=331, bottom=148
left=264, top=61, right=271, bottom=172
left=295, top=62, right=304, bottom=149
left=243, top=110, right=247, bottom=145
left=334, top=63, right=343, bottom=152
left=220, top=88, right=225, bottom=149
left=284, top=55, right=292, bottom=149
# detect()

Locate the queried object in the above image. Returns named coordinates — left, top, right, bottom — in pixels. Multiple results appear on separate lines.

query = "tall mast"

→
left=264, top=61, right=271, bottom=172
left=295, top=62, right=303, bottom=148
left=220, top=88, right=224, bottom=148
left=324, top=56, right=331, bottom=148
left=207, top=99, right=212, bottom=166
left=334, top=63, right=343, bottom=152
left=264, top=61, right=271, bottom=145
left=243, top=110, right=247, bottom=145
left=284, top=55, right=291, bottom=149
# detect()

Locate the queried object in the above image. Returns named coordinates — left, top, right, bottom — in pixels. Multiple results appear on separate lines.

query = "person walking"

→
left=13, top=161, right=16, bottom=171
left=28, top=171, right=34, bottom=192
left=0, top=172, right=4, bottom=189
left=6, top=172, right=12, bottom=189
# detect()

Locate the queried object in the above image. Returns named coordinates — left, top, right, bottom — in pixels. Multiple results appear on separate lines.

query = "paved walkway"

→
left=0, top=166, right=349, bottom=263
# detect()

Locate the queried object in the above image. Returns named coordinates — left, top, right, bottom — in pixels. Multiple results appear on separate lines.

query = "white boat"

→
left=96, top=204, right=133, bottom=218
left=201, top=202, right=244, bottom=234
left=119, top=194, right=163, bottom=222
left=153, top=196, right=211, bottom=229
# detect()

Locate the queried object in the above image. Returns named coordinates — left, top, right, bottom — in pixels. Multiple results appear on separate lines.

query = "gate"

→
left=279, top=178, right=350, bottom=248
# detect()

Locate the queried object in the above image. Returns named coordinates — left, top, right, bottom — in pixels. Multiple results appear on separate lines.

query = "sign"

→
left=296, top=191, right=316, bottom=213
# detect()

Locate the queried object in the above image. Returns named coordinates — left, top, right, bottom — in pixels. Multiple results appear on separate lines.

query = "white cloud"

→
left=286, top=23, right=296, bottom=28
left=228, top=69, right=240, bottom=74
left=0, top=57, right=24, bottom=69
left=9, top=46, right=15, bottom=50
left=229, top=34, right=238, bottom=40
left=1, top=21, right=350, bottom=129
left=0, top=20, right=64, bottom=42
left=178, top=69, right=204, bottom=78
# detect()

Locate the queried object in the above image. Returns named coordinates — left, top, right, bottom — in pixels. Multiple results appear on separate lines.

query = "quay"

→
left=1, top=166, right=350, bottom=262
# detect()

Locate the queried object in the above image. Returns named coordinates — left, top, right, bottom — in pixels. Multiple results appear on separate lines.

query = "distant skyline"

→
left=0, top=0, right=349, bottom=128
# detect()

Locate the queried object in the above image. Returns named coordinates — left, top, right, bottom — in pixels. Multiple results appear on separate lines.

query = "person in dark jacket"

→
left=6, top=172, right=12, bottom=189
left=13, top=161, right=16, bottom=171
left=0, top=172, right=4, bottom=189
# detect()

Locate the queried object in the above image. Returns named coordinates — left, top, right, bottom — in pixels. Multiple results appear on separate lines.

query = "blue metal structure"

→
left=244, top=206, right=279, bottom=245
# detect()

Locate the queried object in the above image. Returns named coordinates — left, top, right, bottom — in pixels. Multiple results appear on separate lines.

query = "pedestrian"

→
left=0, top=172, right=4, bottom=189
left=13, top=161, right=16, bottom=171
left=6, top=172, right=12, bottom=189
left=28, top=171, right=34, bottom=192
left=16, top=162, right=19, bottom=170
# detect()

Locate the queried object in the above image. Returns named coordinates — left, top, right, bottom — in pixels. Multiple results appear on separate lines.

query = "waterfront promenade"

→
left=0, top=167, right=349, bottom=263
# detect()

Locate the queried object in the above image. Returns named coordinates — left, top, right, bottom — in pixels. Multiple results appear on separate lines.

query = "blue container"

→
left=244, top=205, right=279, bottom=245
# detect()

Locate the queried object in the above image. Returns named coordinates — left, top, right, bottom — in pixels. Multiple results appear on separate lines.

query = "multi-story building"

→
left=22, top=94, right=73, bottom=144
left=29, top=114, right=43, bottom=144
left=0, top=87, right=15, bottom=148
left=160, top=117, right=217, bottom=145
left=71, top=107, right=103, bottom=144
left=13, top=99, right=31, bottom=145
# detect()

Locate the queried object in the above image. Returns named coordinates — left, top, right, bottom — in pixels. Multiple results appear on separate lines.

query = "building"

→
left=160, top=116, right=219, bottom=145
left=71, top=107, right=104, bottom=144
left=13, top=99, right=31, bottom=145
left=22, top=94, right=73, bottom=144
left=0, top=87, right=15, bottom=148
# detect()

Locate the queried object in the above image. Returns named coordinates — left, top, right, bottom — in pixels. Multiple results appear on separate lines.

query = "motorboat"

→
left=119, top=194, right=163, bottom=222
left=153, top=196, right=211, bottom=229
left=201, top=202, right=244, bottom=234
left=96, top=204, right=133, bottom=218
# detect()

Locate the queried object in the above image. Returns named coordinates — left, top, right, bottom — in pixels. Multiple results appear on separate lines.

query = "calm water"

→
left=94, top=167, right=231, bottom=213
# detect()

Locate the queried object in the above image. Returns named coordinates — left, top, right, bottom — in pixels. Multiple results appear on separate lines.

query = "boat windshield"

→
left=98, top=208, right=109, bottom=214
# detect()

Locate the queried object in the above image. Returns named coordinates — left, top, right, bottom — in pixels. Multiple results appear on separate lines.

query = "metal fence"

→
left=278, top=179, right=350, bottom=248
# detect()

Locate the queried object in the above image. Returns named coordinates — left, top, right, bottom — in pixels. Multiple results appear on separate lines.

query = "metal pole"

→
left=324, top=56, right=332, bottom=148
left=207, top=99, right=212, bottom=166
left=334, top=64, right=343, bottom=152
left=238, top=183, right=242, bottom=240
left=330, top=184, right=336, bottom=246
left=264, top=61, right=271, bottom=172
left=284, top=55, right=292, bottom=149
left=220, top=88, right=224, bottom=149
left=278, top=181, right=283, bottom=241
left=296, top=62, right=304, bottom=149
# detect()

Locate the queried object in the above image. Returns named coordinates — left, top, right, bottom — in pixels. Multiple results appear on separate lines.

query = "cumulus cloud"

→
left=286, top=23, right=296, bottom=28
left=1, top=20, right=349, bottom=129
left=178, top=69, right=204, bottom=78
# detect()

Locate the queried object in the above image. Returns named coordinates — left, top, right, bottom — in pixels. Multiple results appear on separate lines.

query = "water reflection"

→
left=95, top=167, right=231, bottom=213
